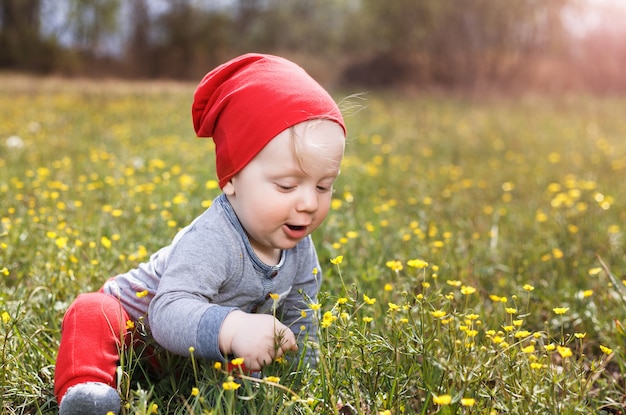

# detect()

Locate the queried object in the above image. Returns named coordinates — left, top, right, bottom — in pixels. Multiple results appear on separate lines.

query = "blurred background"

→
left=1, top=0, right=625, bottom=93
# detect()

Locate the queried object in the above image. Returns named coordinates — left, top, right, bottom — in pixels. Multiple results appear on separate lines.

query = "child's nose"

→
left=296, top=188, right=318, bottom=212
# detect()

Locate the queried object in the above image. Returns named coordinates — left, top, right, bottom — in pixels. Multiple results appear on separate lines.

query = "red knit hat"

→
left=192, top=53, right=346, bottom=189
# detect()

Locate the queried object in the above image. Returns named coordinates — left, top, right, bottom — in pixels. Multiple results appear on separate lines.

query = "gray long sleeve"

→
left=105, top=194, right=320, bottom=362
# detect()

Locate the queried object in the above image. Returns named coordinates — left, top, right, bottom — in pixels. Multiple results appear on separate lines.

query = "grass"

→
left=1, top=75, right=626, bottom=414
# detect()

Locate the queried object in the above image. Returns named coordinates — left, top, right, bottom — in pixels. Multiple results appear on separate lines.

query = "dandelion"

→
left=461, top=398, right=476, bottom=407
left=600, top=345, right=613, bottom=355
left=433, top=394, right=452, bottom=405
left=330, top=255, right=343, bottom=265
left=553, top=307, right=569, bottom=315
left=363, top=294, right=377, bottom=305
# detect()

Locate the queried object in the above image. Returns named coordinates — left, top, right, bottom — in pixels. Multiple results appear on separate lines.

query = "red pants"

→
left=54, top=292, right=130, bottom=403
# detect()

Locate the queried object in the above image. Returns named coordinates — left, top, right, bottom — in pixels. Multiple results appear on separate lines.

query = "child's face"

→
left=223, top=120, right=345, bottom=264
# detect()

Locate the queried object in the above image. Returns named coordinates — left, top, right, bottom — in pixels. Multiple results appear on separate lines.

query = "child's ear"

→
left=222, top=180, right=235, bottom=196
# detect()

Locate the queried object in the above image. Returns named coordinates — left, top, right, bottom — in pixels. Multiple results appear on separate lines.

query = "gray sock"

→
left=59, top=382, right=121, bottom=415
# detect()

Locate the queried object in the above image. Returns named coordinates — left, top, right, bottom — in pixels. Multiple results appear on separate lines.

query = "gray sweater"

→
left=103, top=194, right=320, bottom=362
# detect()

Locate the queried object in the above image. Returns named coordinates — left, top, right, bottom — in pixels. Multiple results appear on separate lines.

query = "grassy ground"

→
left=1, top=75, right=626, bottom=414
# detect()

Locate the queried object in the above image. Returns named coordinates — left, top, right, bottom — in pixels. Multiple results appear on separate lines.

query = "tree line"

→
left=1, top=0, right=624, bottom=93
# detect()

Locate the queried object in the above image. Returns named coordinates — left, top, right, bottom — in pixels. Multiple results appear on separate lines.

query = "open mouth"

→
left=286, top=224, right=306, bottom=231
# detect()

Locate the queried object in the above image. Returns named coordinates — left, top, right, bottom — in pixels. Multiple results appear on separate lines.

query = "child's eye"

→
left=317, top=185, right=333, bottom=193
left=276, top=183, right=295, bottom=191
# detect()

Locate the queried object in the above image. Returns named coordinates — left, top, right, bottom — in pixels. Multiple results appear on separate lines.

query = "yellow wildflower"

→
left=433, top=394, right=452, bottom=405
left=230, top=357, right=244, bottom=367
left=269, top=293, right=280, bottom=300
left=363, top=294, right=376, bottom=305
left=557, top=345, right=573, bottom=358
left=600, top=345, right=613, bottom=355
left=136, top=289, right=149, bottom=298
left=461, top=398, right=476, bottom=407
left=309, top=303, right=321, bottom=311
left=553, top=307, right=569, bottom=315
left=407, top=259, right=429, bottom=268
left=430, top=310, right=446, bottom=318
left=330, top=255, right=343, bottom=265
left=264, top=376, right=281, bottom=383
left=2, top=311, right=10, bottom=324
left=191, top=387, right=199, bottom=396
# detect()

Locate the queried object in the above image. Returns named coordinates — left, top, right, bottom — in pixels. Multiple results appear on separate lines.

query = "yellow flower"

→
left=544, top=343, right=556, bottom=351
left=125, top=320, right=135, bottom=330
left=222, top=379, right=241, bottom=391
left=446, top=280, right=462, bottom=287
left=213, top=362, right=222, bottom=370
left=553, top=307, right=569, bottom=315
left=530, top=362, right=544, bottom=370
left=384, top=283, right=393, bottom=292
left=230, top=357, right=245, bottom=367
left=407, top=259, right=429, bottom=269
left=523, top=284, right=534, bottom=291
left=1, top=267, right=9, bottom=276
left=309, top=303, right=321, bottom=311
left=363, top=294, right=377, bottom=305
left=582, top=290, right=593, bottom=297
left=363, top=317, right=373, bottom=323
left=574, top=332, right=586, bottom=339
left=386, top=260, right=403, bottom=271
left=433, top=394, right=452, bottom=405
left=505, top=307, right=517, bottom=314
left=2, top=311, right=10, bottom=324
left=521, top=344, right=535, bottom=353
left=263, top=376, right=281, bottom=383
left=269, top=293, right=280, bottom=300
left=191, top=387, right=199, bottom=396
left=300, top=310, right=307, bottom=318
left=337, top=297, right=348, bottom=305
left=149, top=403, right=158, bottom=413
left=136, top=289, right=149, bottom=298
left=588, top=267, right=602, bottom=275
left=101, top=236, right=112, bottom=249
left=600, top=345, right=613, bottom=355
left=460, top=285, right=476, bottom=295
left=557, top=345, right=573, bottom=358
left=330, top=255, right=343, bottom=265
left=312, top=267, right=319, bottom=276
left=461, top=398, right=476, bottom=407
left=430, top=310, right=446, bottom=318
left=388, top=302, right=400, bottom=312
left=188, top=346, right=195, bottom=354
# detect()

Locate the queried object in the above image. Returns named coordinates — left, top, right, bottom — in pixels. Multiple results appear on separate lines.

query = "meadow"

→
left=1, top=75, right=626, bottom=414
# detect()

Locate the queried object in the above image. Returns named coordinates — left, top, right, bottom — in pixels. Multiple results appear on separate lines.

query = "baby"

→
left=54, top=53, right=346, bottom=414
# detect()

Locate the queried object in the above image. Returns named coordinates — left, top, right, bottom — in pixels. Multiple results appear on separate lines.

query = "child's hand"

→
left=218, top=310, right=298, bottom=371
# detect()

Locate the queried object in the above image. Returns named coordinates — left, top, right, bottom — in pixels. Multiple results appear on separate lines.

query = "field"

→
left=1, top=75, right=626, bottom=414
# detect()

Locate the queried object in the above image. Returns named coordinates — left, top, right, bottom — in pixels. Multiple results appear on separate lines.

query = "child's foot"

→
left=59, top=382, right=121, bottom=415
